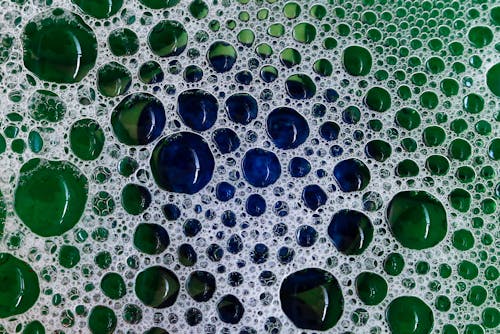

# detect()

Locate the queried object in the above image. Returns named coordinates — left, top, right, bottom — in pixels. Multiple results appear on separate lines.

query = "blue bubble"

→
left=327, top=209, right=374, bottom=255
left=250, top=243, right=269, bottom=264
left=333, top=158, right=371, bottom=192
left=216, top=294, right=244, bottom=324
left=183, top=65, right=203, bottom=83
left=151, top=132, right=215, bottom=194
left=221, top=210, right=237, bottom=228
left=324, top=88, right=339, bottom=102
left=319, top=121, right=340, bottom=141
left=242, top=148, right=281, bottom=187
left=245, top=194, right=266, bottom=217
left=207, top=41, right=237, bottom=73
left=212, top=128, right=240, bottom=154
left=225, top=93, right=258, bottom=125
left=296, top=225, right=318, bottom=247
left=216, top=182, right=236, bottom=202
left=161, top=203, right=180, bottom=221
left=266, top=107, right=309, bottom=149
left=177, top=89, right=218, bottom=131
left=183, top=219, right=202, bottom=237
left=288, top=157, right=311, bottom=177
left=227, top=234, right=243, bottom=254
left=277, top=246, right=295, bottom=264
left=301, top=184, right=327, bottom=210
left=235, top=70, right=253, bottom=85
left=285, top=74, right=316, bottom=99
left=206, top=244, right=224, bottom=262
left=178, top=243, right=197, bottom=267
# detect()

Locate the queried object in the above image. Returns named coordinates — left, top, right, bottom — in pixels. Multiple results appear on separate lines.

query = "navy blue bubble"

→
left=242, top=148, right=281, bottom=187
left=327, top=209, right=374, bottom=255
left=161, top=203, right=180, bottom=221
left=206, top=244, right=224, bottom=262
left=227, top=234, right=243, bottom=254
left=217, top=294, right=244, bottom=324
left=296, top=225, right=318, bottom=247
left=221, top=210, right=237, bottom=227
left=250, top=243, right=269, bottom=264
left=235, top=70, right=253, bottom=85
left=212, top=128, right=240, bottom=154
left=225, top=93, right=258, bottom=125
left=288, top=157, right=311, bottom=177
left=178, top=243, right=197, bottom=267
left=151, top=132, right=215, bottom=194
left=177, top=89, right=218, bottom=131
left=285, top=74, right=316, bottom=99
left=216, top=182, right=236, bottom=202
left=183, top=65, right=203, bottom=83
left=333, top=158, right=371, bottom=192
left=324, top=88, right=339, bottom=102
left=301, top=185, right=327, bottom=210
left=319, top=121, right=340, bottom=141
left=266, top=107, right=310, bottom=149
left=277, top=246, right=295, bottom=264
left=183, top=219, right=202, bottom=237
left=245, top=194, right=266, bottom=217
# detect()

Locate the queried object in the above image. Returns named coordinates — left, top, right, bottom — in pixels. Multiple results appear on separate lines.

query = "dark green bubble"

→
left=342, top=45, right=372, bottom=76
left=292, top=22, right=316, bottom=43
left=468, top=26, right=493, bottom=48
left=386, top=296, right=434, bottom=334
left=355, top=272, right=387, bottom=305
left=121, top=183, right=151, bottom=215
left=97, top=62, right=132, bottom=97
left=387, top=191, right=447, bottom=250
left=395, top=108, right=421, bottom=130
left=486, top=63, right=500, bottom=97
left=70, top=119, right=105, bottom=161
left=88, top=305, right=117, bottom=334
left=72, top=0, right=123, bottom=19
left=364, top=86, right=391, bottom=112
left=133, top=223, right=170, bottom=255
left=28, top=90, right=66, bottom=122
left=0, top=253, right=40, bottom=318
left=22, top=320, right=45, bottom=334
left=58, top=245, right=80, bottom=269
left=135, top=266, right=180, bottom=308
left=139, top=0, right=179, bottom=9
left=148, top=20, right=188, bottom=57
left=15, top=158, right=88, bottom=237
left=108, top=28, right=139, bottom=56
left=22, top=9, right=97, bottom=83
left=100, top=272, right=126, bottom=300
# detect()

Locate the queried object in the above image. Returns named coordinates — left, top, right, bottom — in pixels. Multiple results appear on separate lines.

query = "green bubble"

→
left=148, top=20, right=188, bottom=57
left=387, top=190, right=447, bottom=250
left=15, top=158, right=88, bottom=237
left=207, top=41, right=237, bottom=73
left=123, top=304, right=142, bottom=324
left=92, top=191, right=115, bottom=216
left=0, top=253, right=40, bottom=318
left=395, top=108, right=421, bottom=131
left=22, top=320, right=45, bottom=334
left=135, top=266, right=180, bottom=308
left=108, top=28, right=139, bottom=56
left=70, top=119, right=105, bottom=161
left=419, top=91, right=438, bottom=109
left=448, top=188, right=471, bottom=212
left=386, top=296, right=434, bottom=334
left=435, top=295, right=451, bottom=312
left=463, top=93, right=484, bottom=114
left=482, top=307, right=499, bottom=328
left=365, top=140, right=391, bottom=162
left=118, top=156, right=139, bottom=177
left=464, top=324, right=484, bottom=334
left=293, top=22, right=316, bottom=43
left=486, top=63, right=500, bottom=97
left=440, top=78, right=459, bottom=96
left=100, top=272, right=126, bottom=300
left=448, top=138, right=471, bottom=161
left=237, top=29, right=255, bottom=47
left=355, top=272, right=387, bottom=305
left=285, top=74, right=316, bottom=99
left=423, top=126, right=446, bottom=147
left=72, top=0, right=123, bottom=19
left=468, top=286, right=487, bottom=306
left=364, top=87, right=391, bottom=112
left=139, top=0, right=179, bottom=9
left=468, top=26, right=493, bottom=48
left=88, top=305, right=117, bottom=334
left=255, top=43, right=273, bottom=59
left=28, top=131, right=43, bottom=153
left=395, top=159, right=419, bottom=177
left=28, top=90, right=66, bottom=122
left=425, top=56, right=445, bottom=74
left=189, top=0, right=208, bottom=19
left=22, top=9, right=97, bottom=83
left=458, top=260, right=478, bottom=280
left=267, top=23, right=285, bottom=37
left=97, top=62, right=132, bottom=97
left=488, top=138, right=500, bottom=160
left=94, top=251, right=112, bottom=270
left=442, top=324, right=458, bottom=334
left=0, top=191, right=5, bottom=238
left=58, top=245, right=80, bottom=269
left=134, top=223, right=170, bottom=255
left=279, top=48, right=301, bottom=68
left=342, top=45, right=372, bottom=76
left=384, top=252, right=404, bottom=276
left=450, top=118, right=468, bottom=134
left=283, top=2, right=301, bottom=19
left=121, top=183, right=151, bottom=215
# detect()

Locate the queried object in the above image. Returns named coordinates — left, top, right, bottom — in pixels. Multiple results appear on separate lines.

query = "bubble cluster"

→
left=0, top=0, right=498, bottom=333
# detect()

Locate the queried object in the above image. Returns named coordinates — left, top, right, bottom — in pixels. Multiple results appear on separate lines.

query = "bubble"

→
left=280, top=268, right=343, bottom=330
left=22, top=9, right=97, bottom=83
left=242, top=148, right=281, bottom=188
left=100, top=272, right=126, bottom=300
left=135, top=266, right=180, bottom=308
left=72, top=0, right=123, bottom=19
left=342, top=45, right=372, bottom=76
left=285, top=74, right=316, bottom=99
left=108, top=28, right=139, bottom=56
left=355, top=272, right=388, bottom=306
left=14, top=159, right=88, bottom=237
left=225, top=93, right=258, bottom=125
left=386, top=296, right=434, bottom=334
left=148, top=20, right=188, bottom=57
left=28, top=90, right=66, bottom=122
left=216, top=294, right=244, bottom=324
left=88, top=306, right=117, bottom=334
left=97, top=62, right=132, bottom=97
left=364, top=87, right=391, bottom=112
left=70, top=119, right=105, bottom=161
left=266, top=107, right=309, bottom=150
left=207, top=41, right=237, bottom=73
left=333, top=158, right=370, bottom=192
left=328, top=209, right=373, bottom=255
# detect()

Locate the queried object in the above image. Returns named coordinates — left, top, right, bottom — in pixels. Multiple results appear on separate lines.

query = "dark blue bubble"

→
left=324, top=88, right=339, bottom=102
left=319, top=121, right=340, bottom=141
left=216, top=182, right=236, bottom=202
left=177, top=89, right=218, bottom=131
left=225, top=93, right=258, bottom=125
left=183, top=65, right=203, bottom=82
left=183, top=219, right=202, bottom=237
left=288, top=157, right=311, bottom=177
left=260, top=66, right=278, bottom=83
left=316, top=169, right=327, bottom=178
left=151, top=132, right=215, bottom=194
left=207, top=41, right=237, bottom=73
left=239, top=326, right=257, bottom=334
left=161, top=203, right=180, bottom=221
left=285, top=74, right=316, bottom=99
left=227, top=234, right=243, bottom=254
left=250, top=243, right=269, bottom=264
left=221, top=210, right=237, bottom=227
left=301, top=185, right=327, bottom=210
left=245, top=194, right=266, bottom=217
left=206, top=243, right=224, bottom=262
left=228, top=271, right=244, bottom=287
left=273, top=223, right=288, bottom=237
left=178, top=243, right=197, bottom=267
left=311, top=103, right=326, bottom=117
left=327, top=209, right=374, bottom=255
left=277, top=246, right=295, bottom=264
left=266, top=107, right=310, bottom=149
left=242, top=148, right=281, bottom=187
left=296, top=225, right=318, bottom=247
left=235, top=70, right=253, bottom=84
left=273, top=200, right=289, bottom=217
left=186, top=271, right=216, bottom=302
left=212, top=128, right=240, bottom=154
left=133, top=223, right=170, bottom=255
left=185, top=308, right=202, bottom=326
left=333, top=158, right=371, bottom=192
left=111, top=93, right=166, bottom=145
left=330, top=145, right=343, bottom=157
left=259, top=270, right=277, bottom=286
left=217, top=294, right=244, bottom=324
